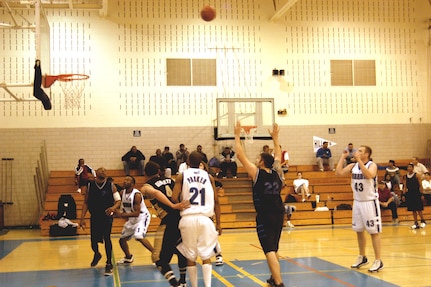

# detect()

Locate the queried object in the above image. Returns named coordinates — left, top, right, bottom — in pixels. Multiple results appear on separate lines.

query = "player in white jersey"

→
left=115, top=176, right=153, bottom=264
left=172, top=151, right=221, bottom=287
left=335, top=145, right=383, bottom=273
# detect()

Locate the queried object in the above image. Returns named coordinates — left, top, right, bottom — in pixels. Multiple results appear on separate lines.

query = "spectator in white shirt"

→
left=293, top=172, right=311, bottom=202
left=412, top=157, right=428, bottom=178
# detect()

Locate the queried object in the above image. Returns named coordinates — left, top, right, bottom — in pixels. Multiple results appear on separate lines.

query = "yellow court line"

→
left=211, top=266, right=235, bottom=287
left=218, top=260, right=266, bottom=287
left=112, top=254, right=122, bottom=287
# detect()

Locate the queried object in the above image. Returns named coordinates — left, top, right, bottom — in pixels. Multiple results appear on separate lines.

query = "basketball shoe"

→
left=117, top=255, right=134, bottom=264
left=368, top=260, right=384, bottom=272
left=351, top=255, right=368, bottom=269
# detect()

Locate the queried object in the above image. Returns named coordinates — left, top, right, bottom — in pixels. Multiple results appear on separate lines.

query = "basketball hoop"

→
left=241, top=126, right=257, bottom=144
left=42, top=73, right=89, bottom=109
left=57, top=74, right=89, bottom=109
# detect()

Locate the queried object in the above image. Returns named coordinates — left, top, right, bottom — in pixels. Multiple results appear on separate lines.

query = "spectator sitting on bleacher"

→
left=316, top=141, right=334, bottom=172
left=219, top=146, right=237, bottom=178
left=280, top=146, right=289, bottom=173
left=385, top=160, right=400, bottom=185
left=421, top=172, right=431, bottom=206
left=382, top=174, right=394, bottom=192
left=378, top=181, right=398, bottom=224
left=75, top=158, right=96, bottom=194
left=293, top=172, right=311, bottom=202
left=256, top=145, right=271, bottom=163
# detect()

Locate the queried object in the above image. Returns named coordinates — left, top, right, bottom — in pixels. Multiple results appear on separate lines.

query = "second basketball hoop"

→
left=241, top=126, right=257, bottom=144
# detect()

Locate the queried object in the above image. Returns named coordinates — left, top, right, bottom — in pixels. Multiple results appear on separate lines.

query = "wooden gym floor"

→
left=1, top=222, right=430, bottom=287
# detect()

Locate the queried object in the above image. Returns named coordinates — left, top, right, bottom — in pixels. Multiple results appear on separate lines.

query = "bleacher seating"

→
left=39, top=161, right=431, bottom=236
left=40, top=169, right=160, bottom=236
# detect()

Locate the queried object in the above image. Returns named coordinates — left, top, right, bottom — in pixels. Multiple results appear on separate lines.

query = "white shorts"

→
left=120, top=213, right=151, bottom=240
left=177, top=215, right=220, bottom=261
left=352, top=199, right=382, bottom=234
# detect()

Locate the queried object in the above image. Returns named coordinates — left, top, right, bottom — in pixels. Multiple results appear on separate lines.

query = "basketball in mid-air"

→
left=201, top=6, right=216, bottom=21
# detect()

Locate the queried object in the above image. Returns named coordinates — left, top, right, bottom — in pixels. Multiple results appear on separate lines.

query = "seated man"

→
left=149, top=149, right=166, bottom=174
left=377, top=181, right=398, bottom=224
left=121, top=146, right=145, bottom=176
left=316, top=141, right=334, bottom=171
left=219, top=146, right=237, bottom=178
left=344, top=143, right=357, bottom=166
left=293, top=172, right=311, bottom=202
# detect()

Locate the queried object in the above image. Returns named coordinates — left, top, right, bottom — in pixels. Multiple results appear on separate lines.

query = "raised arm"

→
left=335, top=150, right=354, bottom=176
left=234, top=121, right=258, bottom=180
left=269, top=123, right=281, bottom=162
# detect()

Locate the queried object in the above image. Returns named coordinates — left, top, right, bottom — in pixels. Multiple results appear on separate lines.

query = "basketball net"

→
left=57, top=74, right=89, bottom=109
left=241, top=126, right=257, bottom=144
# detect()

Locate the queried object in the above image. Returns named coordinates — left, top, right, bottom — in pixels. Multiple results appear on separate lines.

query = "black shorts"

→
left=256, top=212, right=284, bottom=253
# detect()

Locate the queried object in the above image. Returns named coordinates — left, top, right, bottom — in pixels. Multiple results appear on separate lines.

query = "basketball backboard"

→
left=214, top=98, right=275, bottom=140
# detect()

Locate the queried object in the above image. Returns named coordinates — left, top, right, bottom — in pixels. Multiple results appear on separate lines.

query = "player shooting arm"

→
left=356, top=158, right=377, bottom=179
left=269, top=123, right=281, bottom=162
left=234, top=121, right=258, bottom=180
left=335, top=150, right=353, bottom=176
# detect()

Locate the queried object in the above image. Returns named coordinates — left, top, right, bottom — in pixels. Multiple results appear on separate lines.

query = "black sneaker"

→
left=351, top=255, right=368, bottom=269
left=104, top=264, right=113, bottom=276
left=90, top=252, right=102, bottom=267
left=266, top=276, right=275, bottom=286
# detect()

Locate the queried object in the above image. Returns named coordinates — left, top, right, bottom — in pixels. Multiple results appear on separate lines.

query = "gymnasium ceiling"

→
left=0, top=0, right=299, bottom=15
left=0, top=0, right=104, bottom=10
left=0, top=0, right=300, bottom=28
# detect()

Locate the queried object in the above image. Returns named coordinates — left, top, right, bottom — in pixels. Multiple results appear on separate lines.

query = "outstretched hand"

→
left=268, top=123, right=279, bottom=137
left=234, top=121, right=242, bottom=136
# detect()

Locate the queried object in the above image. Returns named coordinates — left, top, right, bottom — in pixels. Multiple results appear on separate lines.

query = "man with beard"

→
left=80, top=167, right=121, bottom=276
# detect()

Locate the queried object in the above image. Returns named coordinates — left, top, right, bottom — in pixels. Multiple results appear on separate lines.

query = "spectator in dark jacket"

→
left=121, top=146, right=145, bottom=176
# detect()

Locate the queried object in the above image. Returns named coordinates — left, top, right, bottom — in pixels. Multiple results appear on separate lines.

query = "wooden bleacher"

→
left=40, top=169, right=161, bottom=236
left=39, top=160, right=431, bottom=236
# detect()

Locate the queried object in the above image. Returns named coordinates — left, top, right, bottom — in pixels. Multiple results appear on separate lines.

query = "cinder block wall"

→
left=1, top=123, right=430, bottom=226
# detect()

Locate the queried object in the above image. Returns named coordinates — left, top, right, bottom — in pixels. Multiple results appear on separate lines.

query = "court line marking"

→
left=223, top=260, right=266, bottom=286
left=211, top=266, right=235, bottom=287
left=250, top=243, right=357, bottom=287
left=112, top=253, right=122, bottom=287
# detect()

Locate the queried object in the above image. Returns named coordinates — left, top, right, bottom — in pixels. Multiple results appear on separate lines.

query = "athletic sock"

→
left=164, top=270, right=177, bottom=286
left=187, top=265, right=198, bottom=287
left=179, top=266, right=187, bottom=283
left=202, top=263, right=212, bottom=287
